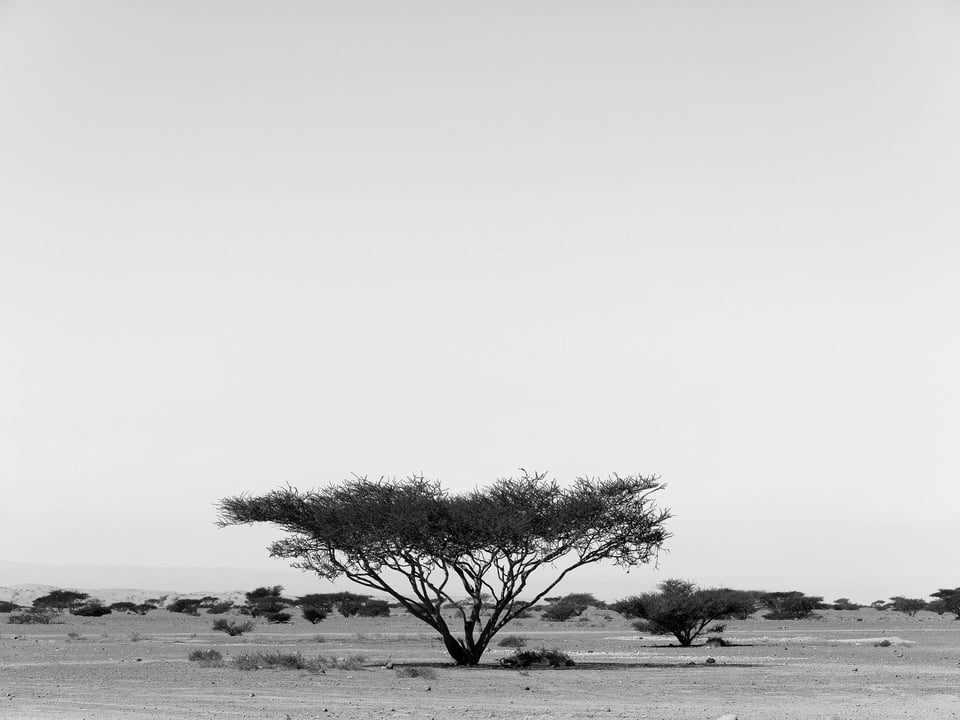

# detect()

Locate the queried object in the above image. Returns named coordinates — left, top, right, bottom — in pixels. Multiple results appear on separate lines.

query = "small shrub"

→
left=395, top=665, right=437, bottom=679
left=357, top=599, right=391, bottom=617
left=188, top=649, right=224, bottom=667
left=70, top=602, right=112, bottom=617
left=212, top=619, right=254, bottom=636
left=302, top=606, right=327, bottom=624
left=66, top=631, right=84, bottom=640
left=704, top=636, right=731, bottom=647
left=264, top=611, right=292, bottom=624
left=8, top=609, right=57, bottom=625
left=502, top=647, right=574, bottom=667
left=318, top=654, right=366, bottom=670
left=497, top=635, right=528, bottom=648
left=206, top=602, right=234, bottom=615
left=874, top=639, right=892, bottom=647
left=234, top=651, right=331, bottom=671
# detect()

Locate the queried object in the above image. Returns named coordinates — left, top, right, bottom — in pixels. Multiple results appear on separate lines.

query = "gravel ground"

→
left=1, top=607, right=958, bottom=719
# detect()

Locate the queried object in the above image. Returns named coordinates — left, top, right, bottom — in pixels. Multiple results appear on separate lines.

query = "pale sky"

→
left=2, top=1, right=958, bottom=604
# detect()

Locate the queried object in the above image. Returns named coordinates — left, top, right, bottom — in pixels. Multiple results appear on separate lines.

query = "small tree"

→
left=33, top=590, right=89, bottom=612
left=70, top=601, right=112, bottom=617
left=245, top=586, right=294, bottom=617
left=889, top=596, right=927, bottom=617
left=613, top=580, right=756, bottom=647
left=832, top=598, right=861, bottom=611
left=760, top=591, right=823, bottom=620
left=218, top=472, right=670, bottom=665
left=167, top=598, right=202, bottom=615
left=542, top=594, right=594, bottom=622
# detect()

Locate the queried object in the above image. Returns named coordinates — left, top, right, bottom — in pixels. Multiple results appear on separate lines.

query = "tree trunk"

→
left=440, top=632, right=485, bottom=665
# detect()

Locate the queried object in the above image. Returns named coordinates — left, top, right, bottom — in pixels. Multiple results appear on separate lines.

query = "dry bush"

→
left=7, top=609, right=58, bottom=625
left=211, top=619, right=254, bottom=636
left=501, top=647, right=574, bottom=668
left=188, top=649, right=224, bottom=667
left=395, top=666, right=437, bottom=679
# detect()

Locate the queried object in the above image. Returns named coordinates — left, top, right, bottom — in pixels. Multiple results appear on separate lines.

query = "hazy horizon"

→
left=2, top=2, right=957, bottom=606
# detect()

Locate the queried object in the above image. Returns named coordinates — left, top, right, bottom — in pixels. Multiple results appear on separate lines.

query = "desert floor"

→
left=1, top=605, right=958, bottom=719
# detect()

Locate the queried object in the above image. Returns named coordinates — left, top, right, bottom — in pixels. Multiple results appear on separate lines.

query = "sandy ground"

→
left=1, top=605, right=958, bottom=719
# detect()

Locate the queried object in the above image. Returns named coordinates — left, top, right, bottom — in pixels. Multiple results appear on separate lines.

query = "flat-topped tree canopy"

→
left=217, top=471, right=670, bottom=665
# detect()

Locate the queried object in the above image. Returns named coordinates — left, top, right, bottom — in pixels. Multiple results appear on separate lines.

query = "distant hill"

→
left=0, top=559, right=337, bottom=601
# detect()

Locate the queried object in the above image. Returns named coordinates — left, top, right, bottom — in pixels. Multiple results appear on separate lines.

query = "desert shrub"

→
left=33, top=590, right=89, bottom=612
left=874, top=639, right=892, bottom=647
left=66, top=631, right=84, bottom=640
left=206, top=602, right=234, bottom=615
left=133, top=603, right=156, bottom=615
left=188, top=649, right=224, bottom=667
left=0, top=601, right=19, bottom=613
left=319, top=654, right=366, bottom=670
left=232, top=651, right=362, bottom=672
left=8, top=609, right=57, bottom=624
left=616, top=581, right=757, bottom=647
left=167, top=598, right=202, bottom=615
left=759, top=591, right=823, bottom=620
left=497, top=635, right=528, bottom=648
left=704, top=636, right=731, bottom=647
left=234, top=651, right=307, bottom=671
left=264, top=611, right=292, bottom=624
left=395, top=665, right=437, bottom=679
left=197, top=596, right=221, bottom=608
left=357, top=599, right=391, bottom=617
left=542, top=593, right=605, bottom=622
left=212, top=619, right=254, bottom=636
left=542, top=600, right=586, bottom=622
left=302, top=606, right=327, bottom=624
left=502, top=647, right=574, bottom=668
left=70, top=602, right=112, bottom=617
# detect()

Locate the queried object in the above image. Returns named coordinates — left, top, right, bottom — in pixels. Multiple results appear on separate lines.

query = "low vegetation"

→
left=211, top=619, right=254, bottom=636
left=7, top=609, right=58, bottom=625
left=497, top=635, right=528, bottom=648
left=395, top=665, right=437, bottom=679
left=501, top=647, right=574, bottom=667
left=167, top=598, right=202, bottom=615
left=70, top=602, right=112, bottom=617
left=188, top=649, right=224, bottom=667
left=231, top=651, right=366, bottom=672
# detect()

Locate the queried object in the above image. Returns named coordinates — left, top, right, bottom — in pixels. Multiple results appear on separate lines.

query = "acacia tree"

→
left=889, top=596, right=927, bottom=617
left=930, top=588, right=960, bottom=619
left=611, top=580, right=757, bottom=646
left=218, top=472, right=670, bottom=665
